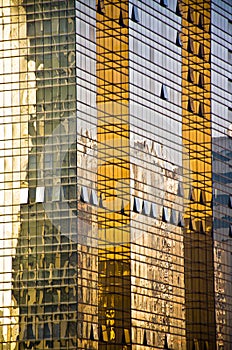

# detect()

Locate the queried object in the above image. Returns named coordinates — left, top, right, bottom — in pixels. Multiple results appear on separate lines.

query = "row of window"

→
left=22, top=185, right=232, bottom=235
left=132, top=196, right=211, bottom=234
left=36, top=323, right=171, bottom=348
left=96, top=1, right=182, bottom=27
left=133, top=196, right=184, bottom=228
left=20, top=184, right=211, bottom=207
left=95, top=326, right=193, bottom=349
left=162, top=81, right=208, bottom=113
left=129, top=2, right=207, bottom=27
left=19, top=323, right=130, bottom=344
left=161, top=85, right=206, bottom=109
left=20, top=186, right=98, bottom=206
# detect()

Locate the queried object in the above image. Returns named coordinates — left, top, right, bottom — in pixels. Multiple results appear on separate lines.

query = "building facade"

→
left=0, top=0, right=231, bottom=349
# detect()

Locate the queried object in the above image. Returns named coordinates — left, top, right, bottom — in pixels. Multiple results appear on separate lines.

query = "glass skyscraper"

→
left=0, top=0, right=231, bottom=349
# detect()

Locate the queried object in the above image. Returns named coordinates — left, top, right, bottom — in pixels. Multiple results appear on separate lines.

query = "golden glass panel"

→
left=182, top=1, right=216, bottom=349
left=96, top=1, right=130, bottom=348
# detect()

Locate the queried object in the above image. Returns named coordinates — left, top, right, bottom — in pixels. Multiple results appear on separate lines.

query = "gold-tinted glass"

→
left=96, top=1, right=130, bottom=349
left=182, top=1, right=216, bottom=348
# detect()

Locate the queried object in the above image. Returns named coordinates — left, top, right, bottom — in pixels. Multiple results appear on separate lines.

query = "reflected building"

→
left=0, top=0, right=231, bottom=349
left=213, top=137, right=232, bottom=350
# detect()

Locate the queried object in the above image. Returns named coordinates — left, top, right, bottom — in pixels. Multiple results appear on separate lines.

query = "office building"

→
left=0, top=0, right=231, bottom=349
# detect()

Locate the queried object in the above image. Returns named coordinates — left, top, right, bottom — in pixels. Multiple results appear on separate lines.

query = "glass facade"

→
left=211, top=1, right=232, bottom=349
left=182, top=1, right=216, bottom=349
left=129, top=1, right=185, bottom=348
left=0, top=0, right=231, bottom=349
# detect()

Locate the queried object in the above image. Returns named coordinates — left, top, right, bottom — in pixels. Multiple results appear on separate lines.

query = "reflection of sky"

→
left=211, top=87, right=231, bottom=137
left=212, top=111, right=232, bottom=139
left=212, top=124, right=232, bottom=138
left=206, top=9, right=231, bottom=139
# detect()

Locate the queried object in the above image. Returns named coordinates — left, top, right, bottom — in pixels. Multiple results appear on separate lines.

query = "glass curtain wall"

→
left=129, top=1, right=185, bottom=349
left=182, top=0, right=216, bottom=349
left=96, top=1, right=131, bottom=349
left=1, top=1, right=231, bottom=350
left=211, top=1, right=232, bottom=349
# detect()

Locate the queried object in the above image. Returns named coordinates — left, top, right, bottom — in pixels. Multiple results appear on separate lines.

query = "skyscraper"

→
left=0, top=0, right=231, bottom=349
